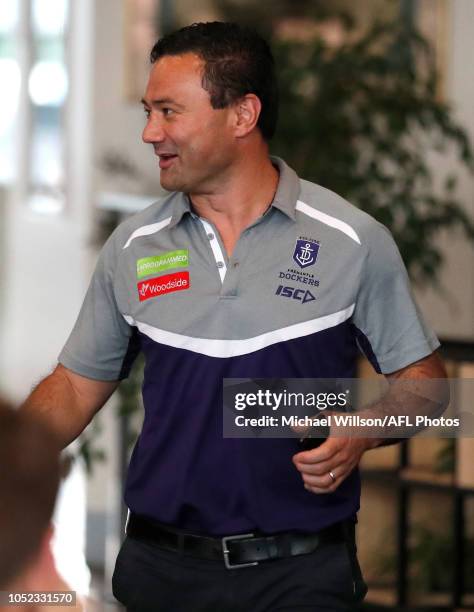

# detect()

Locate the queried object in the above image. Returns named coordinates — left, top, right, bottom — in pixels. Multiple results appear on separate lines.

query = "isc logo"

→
left=275, top=285, right=316, bottom=304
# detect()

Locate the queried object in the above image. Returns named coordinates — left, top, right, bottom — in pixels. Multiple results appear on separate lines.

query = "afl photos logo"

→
left=293, top=239, right=320, bottom=269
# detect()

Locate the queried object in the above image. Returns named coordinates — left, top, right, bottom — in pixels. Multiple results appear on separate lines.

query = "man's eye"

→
left=144, top=109, right=151, bottom=118
left=162, top=108, right=174, bottom=116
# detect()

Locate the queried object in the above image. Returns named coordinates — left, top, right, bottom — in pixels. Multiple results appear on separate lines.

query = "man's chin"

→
left=159, top=174, right=180, bottom=192
left=159, top=172, right=192, bottom=193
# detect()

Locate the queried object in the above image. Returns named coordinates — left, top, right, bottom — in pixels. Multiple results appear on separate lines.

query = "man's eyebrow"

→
left=140, top=97, right=184, bottom=109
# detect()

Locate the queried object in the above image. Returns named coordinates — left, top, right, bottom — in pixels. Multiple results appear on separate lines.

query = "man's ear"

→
left=233, top=94, right=262, bottom=138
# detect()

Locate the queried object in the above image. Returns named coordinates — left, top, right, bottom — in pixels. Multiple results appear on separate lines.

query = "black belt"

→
left=126, top=513, right=346, bottom=570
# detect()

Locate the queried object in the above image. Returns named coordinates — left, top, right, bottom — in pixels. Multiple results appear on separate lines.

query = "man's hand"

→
left=292, top=436, right=374, bottom=494
left=291, top=351, right=447, bottom=494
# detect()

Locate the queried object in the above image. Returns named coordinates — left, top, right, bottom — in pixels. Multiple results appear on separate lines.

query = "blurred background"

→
left=0, top=0, right=472, bottom=610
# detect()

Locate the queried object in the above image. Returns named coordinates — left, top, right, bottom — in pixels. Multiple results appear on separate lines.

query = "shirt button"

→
left=233, top=262, right=239, bottom=268
left=207, top=233, right=214, bottom=240
left=217, top=261, right=225, bottom=269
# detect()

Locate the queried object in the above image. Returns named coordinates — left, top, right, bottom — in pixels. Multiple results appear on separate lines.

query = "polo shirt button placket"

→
left=199, top=216, right=249, bottom=297
left=197, top=218, right=228, bottom=285
left=221, top=228, right=253, bottom=298
left=221, top=250, right=244, bottom=298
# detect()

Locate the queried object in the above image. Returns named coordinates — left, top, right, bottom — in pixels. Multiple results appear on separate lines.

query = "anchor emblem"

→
left=293, top=239, right=319, bottom=269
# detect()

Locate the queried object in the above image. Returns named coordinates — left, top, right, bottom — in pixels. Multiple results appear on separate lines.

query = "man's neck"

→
left=190, top=153, right=279, bottom=256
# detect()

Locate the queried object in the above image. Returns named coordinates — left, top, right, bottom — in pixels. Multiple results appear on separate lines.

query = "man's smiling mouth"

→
left=157, top=153, right=178, bottom=169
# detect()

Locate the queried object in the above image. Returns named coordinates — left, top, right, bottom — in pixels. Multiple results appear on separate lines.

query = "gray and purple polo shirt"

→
left=59, top=157, right=439, bottom=536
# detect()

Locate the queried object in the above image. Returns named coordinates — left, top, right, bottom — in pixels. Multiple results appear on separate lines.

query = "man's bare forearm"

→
left=23, top=369, right=88, bottom=448
left=364, top=351, right=449, bottom=449
left=22, top=364, right=119, bottom=449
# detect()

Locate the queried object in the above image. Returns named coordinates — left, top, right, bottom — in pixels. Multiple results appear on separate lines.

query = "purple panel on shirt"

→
left=124, top=321, right=361, bottom=535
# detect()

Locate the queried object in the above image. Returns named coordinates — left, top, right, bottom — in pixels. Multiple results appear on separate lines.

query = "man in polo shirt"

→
left=23, top=21, right=446, bottom=611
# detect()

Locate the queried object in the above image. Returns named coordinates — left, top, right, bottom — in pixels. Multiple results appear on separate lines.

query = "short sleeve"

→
left=58, top=233, right=139, bottom=381
left=352, top=223, right=440, bottom=374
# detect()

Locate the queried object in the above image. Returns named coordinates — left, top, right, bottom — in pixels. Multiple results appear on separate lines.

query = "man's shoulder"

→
left=108, top=192, right=180, bottom=249
left=297, top=178, right=386, bottom=247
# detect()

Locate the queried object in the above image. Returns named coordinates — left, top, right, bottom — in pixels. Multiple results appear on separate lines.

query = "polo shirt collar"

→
left=168, top=192, right=194, bottom=229
left=168, top=156, right=300, bottom=228
left=270, top=156, right=300, bottom=221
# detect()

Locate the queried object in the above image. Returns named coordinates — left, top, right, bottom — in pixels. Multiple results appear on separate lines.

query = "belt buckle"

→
left=221, top=533, right=258, bottom=569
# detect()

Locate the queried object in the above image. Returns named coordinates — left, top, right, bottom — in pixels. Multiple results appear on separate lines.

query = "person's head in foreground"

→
left=0, top=400, right=73, bottom=611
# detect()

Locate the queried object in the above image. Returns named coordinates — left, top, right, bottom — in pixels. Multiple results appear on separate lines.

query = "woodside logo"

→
left=137, top=271, right=190, bottom=301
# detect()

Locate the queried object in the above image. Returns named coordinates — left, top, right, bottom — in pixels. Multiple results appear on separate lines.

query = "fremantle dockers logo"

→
left=293, top=239, right=320, bottom=269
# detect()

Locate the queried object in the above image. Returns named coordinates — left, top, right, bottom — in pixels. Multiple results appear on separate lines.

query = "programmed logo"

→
left=293, top=239, right=319, bottom=269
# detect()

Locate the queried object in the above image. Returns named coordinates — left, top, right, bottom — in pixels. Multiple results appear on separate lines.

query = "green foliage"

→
left=116, top=355, right=144, bottom=455
left=215, top=0, right=359, bottom=36
left=269, top=20, right=474, bottom=285
left=409, top=525, right=474, bottom=594
left=409, top=525, right=453, bottom=592
left=77, top=418, right=106, bottom=475
left=434, top=439, right=455, bottom=474
left=380, top=524, right=474, bottom=594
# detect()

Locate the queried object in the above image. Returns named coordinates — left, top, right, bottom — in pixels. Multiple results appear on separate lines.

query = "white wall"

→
left=414, top=0, right=474, bottom=340
left=93, top=0, right=163, bottom=198
left=0, top=0, right=96, bottom=399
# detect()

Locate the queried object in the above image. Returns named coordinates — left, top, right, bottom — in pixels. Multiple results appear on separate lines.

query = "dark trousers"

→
left=112, top=525, right=367, bottom=612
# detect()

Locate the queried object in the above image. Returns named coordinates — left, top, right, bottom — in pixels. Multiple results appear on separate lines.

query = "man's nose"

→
left=142, top=117, right=165, bottom=144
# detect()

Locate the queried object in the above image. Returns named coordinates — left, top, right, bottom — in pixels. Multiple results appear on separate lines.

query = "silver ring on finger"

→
left=328, top=470, right=336, bottom=483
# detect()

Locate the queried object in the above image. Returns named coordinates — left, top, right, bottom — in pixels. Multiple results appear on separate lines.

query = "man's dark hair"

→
left=150, top=22, right=278, bottom=141
left=0, top=401, right=60, bottom=588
